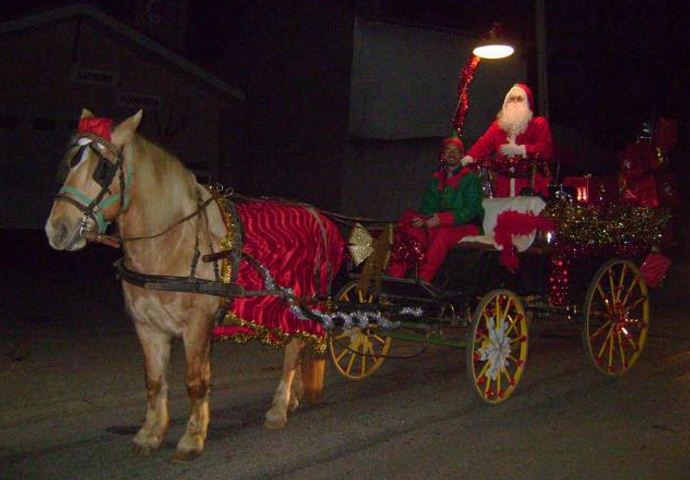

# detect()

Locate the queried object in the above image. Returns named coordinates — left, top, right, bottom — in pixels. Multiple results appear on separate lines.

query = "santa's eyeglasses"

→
left=507, top=95, right=525, bottom=103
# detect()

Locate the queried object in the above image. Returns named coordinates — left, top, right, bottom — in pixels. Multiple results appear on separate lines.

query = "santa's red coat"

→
left=467, top=117, right=554, bottom=197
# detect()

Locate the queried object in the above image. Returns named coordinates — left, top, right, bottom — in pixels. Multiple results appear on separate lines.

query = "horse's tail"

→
left=300, top=351, right=326, bottom=404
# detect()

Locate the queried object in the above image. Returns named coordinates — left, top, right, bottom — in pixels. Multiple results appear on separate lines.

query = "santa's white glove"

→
left=461, top=155, right=474, bottom=166
left=500, top=140, right=527, bottom=158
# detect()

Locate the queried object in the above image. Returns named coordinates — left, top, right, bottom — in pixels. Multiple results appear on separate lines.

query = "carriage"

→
left=45, top=109, right=670, bottom=459
left=325, top=193, right=669, bottom=404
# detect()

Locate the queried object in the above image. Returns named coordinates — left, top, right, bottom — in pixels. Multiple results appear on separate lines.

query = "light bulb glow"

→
left=472, top=44, right=514, bottom=59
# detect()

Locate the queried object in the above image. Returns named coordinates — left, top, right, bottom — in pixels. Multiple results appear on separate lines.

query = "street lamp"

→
left=472, top=23, right=515, bottom=59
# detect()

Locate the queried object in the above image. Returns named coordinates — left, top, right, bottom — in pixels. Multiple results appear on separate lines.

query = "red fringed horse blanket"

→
left=211, top=199, right=344, bottom=351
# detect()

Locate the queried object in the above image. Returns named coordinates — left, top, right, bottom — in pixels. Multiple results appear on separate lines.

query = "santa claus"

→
left=461, top=83, right=554, bottom=197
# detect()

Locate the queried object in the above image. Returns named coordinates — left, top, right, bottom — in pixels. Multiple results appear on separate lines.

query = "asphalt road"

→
left=2, top=230, right=690, bottom=479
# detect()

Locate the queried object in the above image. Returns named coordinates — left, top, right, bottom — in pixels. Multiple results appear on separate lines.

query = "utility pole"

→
left=535, top=0, right=549, bottom=117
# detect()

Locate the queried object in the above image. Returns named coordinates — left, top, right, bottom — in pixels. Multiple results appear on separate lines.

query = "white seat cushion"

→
left=460, top=196, right=546, bottom=251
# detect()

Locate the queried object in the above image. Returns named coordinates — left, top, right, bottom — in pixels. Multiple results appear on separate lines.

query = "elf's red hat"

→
left=442, top=136, right=464, bottom=150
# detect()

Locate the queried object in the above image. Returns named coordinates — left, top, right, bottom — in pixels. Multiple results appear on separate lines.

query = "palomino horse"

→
left=45, top=109, right=343, bottom=461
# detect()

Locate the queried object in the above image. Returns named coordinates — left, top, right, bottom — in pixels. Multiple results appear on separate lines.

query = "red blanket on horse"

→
left=212, top=199, right=344, bottom=351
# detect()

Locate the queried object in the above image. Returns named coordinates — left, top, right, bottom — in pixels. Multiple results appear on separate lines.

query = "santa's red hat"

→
left=503, top=83, right=534, bottom=112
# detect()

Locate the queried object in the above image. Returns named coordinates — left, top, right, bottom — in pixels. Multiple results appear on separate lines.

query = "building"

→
left=0, top=4, right=244, bottom=229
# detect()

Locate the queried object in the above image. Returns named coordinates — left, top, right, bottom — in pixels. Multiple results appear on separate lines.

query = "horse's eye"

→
left=70, top=146, right=87, bottom=167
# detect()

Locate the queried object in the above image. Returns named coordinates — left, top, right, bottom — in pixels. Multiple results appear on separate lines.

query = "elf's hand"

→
left=461, top=155, right=474, bottom=166
left=424, top=214, right=440, bottom=228
left=411, top=216, right=425, bottom=228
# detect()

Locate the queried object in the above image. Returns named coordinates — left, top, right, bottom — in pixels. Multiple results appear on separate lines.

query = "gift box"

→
left=563, top=175, right=618, bottom=205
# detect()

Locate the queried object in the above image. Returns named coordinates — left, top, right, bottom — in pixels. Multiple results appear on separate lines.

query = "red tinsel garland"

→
left=452, top=55, right=481, bottom=137
left=390, top=230, right=427, bottom=267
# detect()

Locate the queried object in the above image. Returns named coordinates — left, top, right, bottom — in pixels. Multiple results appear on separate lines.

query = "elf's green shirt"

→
left=418, top=167, right=484, bottom=228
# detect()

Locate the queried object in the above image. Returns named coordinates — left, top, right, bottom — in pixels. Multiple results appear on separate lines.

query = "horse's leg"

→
left=173, top=313, right=212, bottom=462
left=264, top=337, right=304, bottom=429
left=132, top=323, right=172, bottom=455
left=288, top=362, right=303, bottom=412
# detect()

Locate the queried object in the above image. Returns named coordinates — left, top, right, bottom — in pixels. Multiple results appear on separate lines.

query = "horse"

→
left=44, top=109, right=344, bottom=461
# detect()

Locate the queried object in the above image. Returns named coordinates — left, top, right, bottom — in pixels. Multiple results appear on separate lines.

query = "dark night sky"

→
left=4, top=0, right=690, bottom=170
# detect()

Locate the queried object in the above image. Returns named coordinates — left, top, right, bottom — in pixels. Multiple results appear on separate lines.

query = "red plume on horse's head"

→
left=78, top=117, right=114, bottom=141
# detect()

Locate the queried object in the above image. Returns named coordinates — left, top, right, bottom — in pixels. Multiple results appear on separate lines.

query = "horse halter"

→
left=54, top=132, right=131, bottom=239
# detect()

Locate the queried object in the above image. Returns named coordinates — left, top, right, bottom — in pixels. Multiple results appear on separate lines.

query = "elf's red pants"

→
left=387, top=211, right=480, bottom=282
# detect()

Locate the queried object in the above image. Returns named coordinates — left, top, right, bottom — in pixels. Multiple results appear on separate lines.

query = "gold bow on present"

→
left=347, top=223, right=374, bottom=266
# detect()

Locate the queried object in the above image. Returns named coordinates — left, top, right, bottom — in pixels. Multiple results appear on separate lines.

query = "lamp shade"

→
left=472, top=23, right=514, bottom=59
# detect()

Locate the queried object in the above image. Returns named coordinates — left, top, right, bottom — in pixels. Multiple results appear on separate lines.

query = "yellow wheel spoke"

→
left=494, top=296, right=501, bottom=324
left=622, top=295, right=647, bottom=315
left=372, top=334, right=387, bottom=344
left=622, top=330, right=638, bottom=351
left=500, top=297, right=513, bottom=323
left=334, top=346, right=349, bottom=363
left=608, top=268, right=616, bottom=304
left=505, top=313, right=522, bottom=336
left=597, top=326, right=614, bottom=359
left=607, top=326, right=615, bottom=370
left=619, top=276, right=640, bottom=308
left=596, top=283, right=611, bottom=307
left=589, top=319, right=614, bottom=340
left=501, top=367, right=512, bottom=384
left=360, top=341, right=369, bottom=376
left=616, top=265, right=628, bottom=304
left=476, top=358, right=491, bottom=379
left=345, top=349, right=357, bottom=375
left=617, top=331, right=627, bottom=368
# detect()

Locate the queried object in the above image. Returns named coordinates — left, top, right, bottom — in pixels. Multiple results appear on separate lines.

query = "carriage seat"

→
left=459, top=196, right=546, bottom=252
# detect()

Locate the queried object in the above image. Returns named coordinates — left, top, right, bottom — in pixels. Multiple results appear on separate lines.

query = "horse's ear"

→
left=112, top=110, right=143, bottom=146
left=80, top=108, right=94, bottom=119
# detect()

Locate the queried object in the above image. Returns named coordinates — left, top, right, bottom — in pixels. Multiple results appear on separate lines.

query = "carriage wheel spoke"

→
left=608, top=268, right=617, bottom=304
left=619, top=276, right=640, bottom=309
left=616, top=265, right=628, bottom=304
left=597, top=326, right=615, bottom=359
left=596, top=284, right=611, bottom=307
left=589, top=319, right=614, bottom=340
left=607, top=326, right=615, bottom=370
left=621, top=295, right=647, bottom=315
left=500, top=297, right=513, bottom=323
left=617, top=331, right=627, bottom=367
left=345, top=347, right=357, bottom=375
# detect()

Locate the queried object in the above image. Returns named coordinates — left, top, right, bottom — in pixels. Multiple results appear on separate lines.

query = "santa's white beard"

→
left=497, top=103, right=533, bottom=137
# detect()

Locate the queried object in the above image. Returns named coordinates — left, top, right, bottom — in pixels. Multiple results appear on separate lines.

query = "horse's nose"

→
left=46, top=218, right=70, bottom=250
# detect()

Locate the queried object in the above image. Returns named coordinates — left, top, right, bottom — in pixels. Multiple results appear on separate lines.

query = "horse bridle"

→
left=54, top=133, right=130, bottom=243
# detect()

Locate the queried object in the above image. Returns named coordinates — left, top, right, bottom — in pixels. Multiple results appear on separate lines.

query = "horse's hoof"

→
left=132, top=442, right=158, bottom=456
left=288, top=397, right=300, bottom=412
left=170, top=449, right=202, bottom=463
left=264, top=414, right=288, bottom=430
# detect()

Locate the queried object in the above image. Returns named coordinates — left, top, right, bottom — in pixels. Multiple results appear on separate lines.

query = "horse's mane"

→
left=126, top=134, right=199, bottom=231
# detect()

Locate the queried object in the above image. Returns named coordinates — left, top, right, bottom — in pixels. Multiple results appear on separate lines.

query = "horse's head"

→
left=45, top=108, right=142, bottom=251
